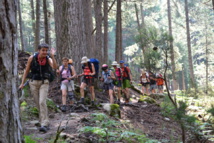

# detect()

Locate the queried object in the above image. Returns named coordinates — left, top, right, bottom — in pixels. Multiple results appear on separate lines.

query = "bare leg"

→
left=80, top=82, right=86, bottom=98
left=109, top=89, right=114, bottom=104
left=90, top=86, right=95, bottom=101
left=61, top=89, right=67, bottom=105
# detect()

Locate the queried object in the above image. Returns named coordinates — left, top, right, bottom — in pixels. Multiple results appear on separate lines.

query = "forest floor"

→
left=18, top=51, right=214, bottom=143
left=21, top=79, right=184, bottom=143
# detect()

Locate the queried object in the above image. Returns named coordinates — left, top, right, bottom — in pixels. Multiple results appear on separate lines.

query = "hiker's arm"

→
left=48, top=48, right=57, bottom=69
left=128, top=68, right=132, bottom=81
left=19, top=56, right=33, bottom=89
left=70, top=66, right=77, bottom=79
left=90, top=63, right=95, bottom=76
left=110, top=71, right=116, bottom=80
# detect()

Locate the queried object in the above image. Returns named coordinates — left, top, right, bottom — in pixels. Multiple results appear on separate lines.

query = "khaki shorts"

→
left=61, top=80, right=74, bottom=91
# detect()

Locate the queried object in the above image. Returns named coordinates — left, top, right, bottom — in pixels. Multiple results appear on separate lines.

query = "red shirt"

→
left=121, top=67, right=130, bottom=78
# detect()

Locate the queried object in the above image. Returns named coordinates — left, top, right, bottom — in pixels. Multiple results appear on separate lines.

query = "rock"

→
left=29, top=120, right=40, bottom=126
left=102, top=103, right=111, bottom=112
left=60, top=132, right=67, bottom=139
left=27, top=127, right=37, bottom=130
left=69, top=113, right=80, bottom=117
left=49, top=114, right=55, bottom=118
left=164, top=117, right=170, bottom=121
left=138, top=95, right=156, bottom=104
left=150, top=93, right=165, bottom=99
left=142, top=105, right=147, bottom=108
left=110, top=104, right=121, bottom=118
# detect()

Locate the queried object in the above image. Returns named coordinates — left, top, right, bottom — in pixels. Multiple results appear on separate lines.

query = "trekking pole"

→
left=18, top=80, right=30, bottom=98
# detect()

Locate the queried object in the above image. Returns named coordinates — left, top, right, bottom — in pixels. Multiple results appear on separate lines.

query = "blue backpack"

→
left=82, top=58, right=99, bottom=78
left=90, top=58, right=99, bottom=78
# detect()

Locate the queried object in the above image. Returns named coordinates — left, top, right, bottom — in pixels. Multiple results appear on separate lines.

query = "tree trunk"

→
left=0, top=0, right=23, bottom=142
left=43, top=0, right=50, bottom=45
left=182, top=66, right=186, bottom=90
left=53, top=0, right=94, bottom=73
left=205, top=24, right=208, bottom=94
left=103, top=0, right=108, bottom=63
left=34, top=0, right=40, bottom=51
left=30, top=0, right=35, bottom=44
left=185, top=0, right=195, bottom=87
left=94, top=0, right=103, bottom=63
left=115, top=0, right=122, bottom=61
left=167, top=0, right=177, bottom=91
left=18, top=0, right=25, bottom=51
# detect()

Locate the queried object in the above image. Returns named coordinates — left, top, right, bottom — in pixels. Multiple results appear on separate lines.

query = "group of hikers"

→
left=19, top=43, right=164, bottom=133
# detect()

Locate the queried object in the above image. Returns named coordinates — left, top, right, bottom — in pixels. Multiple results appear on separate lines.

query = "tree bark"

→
left=167, top=0, right=177, bottom=91
left=205, top=24, right=208, bottom=94
left=103, top=0, right=108, bottom=63
left=185, top=0, right=195, bottom=87
left=18, top=0, right=25, bottom=51
left=94, top=0, right=103, bottom=63
left=0, top=0, right=23, bottom=142
left=182, top=66, right=186, bottom=90
left=43, top=0, right=50, bottom=45
left=53, top=0, right=94, bottom=73
left=34, top=0, right=40, bottom=51
left=115, top=0, right=122, bottom=61
left=30, top=0, right=35, bottom=43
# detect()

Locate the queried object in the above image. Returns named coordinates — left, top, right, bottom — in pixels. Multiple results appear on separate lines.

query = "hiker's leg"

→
left=61, top=89, right=67, bottom=105
left=80, top=82, right=87, bottom=98
left=118, top=87, right=121, bottom=100
left=90, top=86, right=95, bottom=101
left=109, top=89, right=114, bottom=104
left=142, top=86, right=145, bottom=94
left=39, top=80, right=49, bottom=126
left=61, top=83, right=67, bottom=105
left=29, top=80, right=40, bottom=110
left=125, top=88, right=130, bottom=99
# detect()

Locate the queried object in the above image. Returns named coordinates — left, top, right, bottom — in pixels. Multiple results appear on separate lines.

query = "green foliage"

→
left=28, top=106, right=39, bottom=116
left=21, top=101, right=27, bottom=107
left=91, top=113, right=108, bottom=121
left=207, top=105, right=214, bottom=117
left=110, top=104, right=121, bottom=118
left=46, top=98, right=57, bottom=111
left=24, top=135, right=41, bottom=143
left=139, top=95, right=156, bottom=104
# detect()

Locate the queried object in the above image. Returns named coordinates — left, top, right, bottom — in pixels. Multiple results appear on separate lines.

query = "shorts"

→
left=82, top=77, right=94, bottom=86
left=61, top=80, right=74, bottom=91
left=103, top=83, right=114, bottom=90
left=113, top=80, right=122, bottom=87
left=157, top=85, right=163, bottom=90
left=142, top=83, right=149, bottom=88
left=150, top=84, right=157, bottom=90
left=122, top=79, right=131, bottom=89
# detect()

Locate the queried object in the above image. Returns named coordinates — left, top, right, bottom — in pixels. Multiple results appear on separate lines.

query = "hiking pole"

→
left=18, top=80, right=30, bottom=98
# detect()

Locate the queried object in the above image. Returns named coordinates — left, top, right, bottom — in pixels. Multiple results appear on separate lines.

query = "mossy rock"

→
left=110, top=104, right=121, bottom=118
left=138, top=95, right=156, bottom=104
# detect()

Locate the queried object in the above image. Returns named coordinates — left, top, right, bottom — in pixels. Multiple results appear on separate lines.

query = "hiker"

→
left=100, top=64, right=116, bottom=104
left=120, top=60, right=132, bottom=103
left=148, top=71, right=157, bottom=94
left=140, top=71, right=150, bottom=95
left=111, top=61, right=122, bottom=104
left=57, top=57, right=76, bottom=112
left=78, top=56, right=96, bottom=105
left=156, top=74, right=164, bottom=93
left=19, top=43, right=57, bottom=133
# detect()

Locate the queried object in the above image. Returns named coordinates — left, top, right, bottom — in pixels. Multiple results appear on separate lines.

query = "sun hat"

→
left=81, top=56, right=90, bottom=64
left=111, top=61, right=119, bottom=66
left=68, top=59, right=73, bottom=64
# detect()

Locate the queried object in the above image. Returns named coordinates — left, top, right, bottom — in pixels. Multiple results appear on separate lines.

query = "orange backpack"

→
left=157, top=78, right=164, bottom=86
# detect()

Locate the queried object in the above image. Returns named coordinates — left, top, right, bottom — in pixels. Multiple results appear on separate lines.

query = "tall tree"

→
left=205, top=23, right=208, bottom=94
left=34, top=0, right=40, bottom=51
left=94, top=0, right=103, bottom=63
left=0, top=0, right=23, bottom=142
left=115, top=0, right=122, bottom=61
left=167, top=0, right=177, bottom=90
left=53, top=0, right=94, bottom=73
left=30, top=0, right=35, bottom=40
left=18, top=0, right=25, bottom=51
left=185, top=0, right=195, bottom=87
left=43, top=0, right=50, bottom=45
left=103, top=0, right=108, bottom=63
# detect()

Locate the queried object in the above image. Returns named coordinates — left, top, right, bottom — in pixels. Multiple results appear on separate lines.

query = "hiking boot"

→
left=117, top=100, right=121, bottom=105
left=39, top=126, right=49, bottom=133
left=61, top=105, right=66, bottom=112
left=78, top=98, right=84, bottom=104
